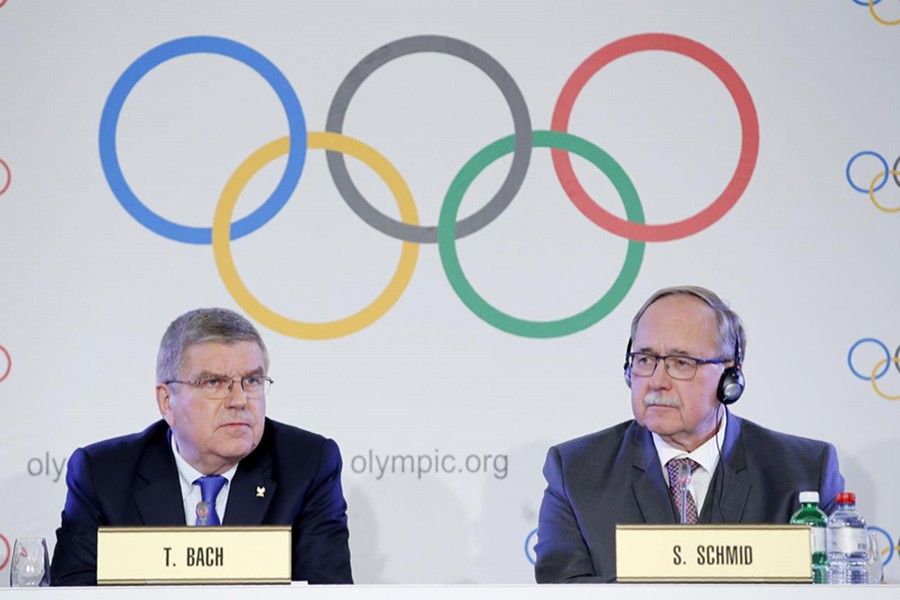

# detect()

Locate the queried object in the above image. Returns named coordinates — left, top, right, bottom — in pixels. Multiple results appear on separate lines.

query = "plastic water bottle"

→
left=791, top=491, right=828, bottom=584
left=826, top=492, right=868, bottom=584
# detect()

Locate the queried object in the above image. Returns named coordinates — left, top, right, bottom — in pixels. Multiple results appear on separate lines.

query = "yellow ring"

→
left=868, top=170, right=900, bottom=213
left=212, top=133, right=419, bottom=339
left=870, top=358, right=900, bottom=401
left=869, top=0, right=900, bottom=26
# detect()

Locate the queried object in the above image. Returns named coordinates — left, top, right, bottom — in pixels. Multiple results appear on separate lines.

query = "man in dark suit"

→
left=51, top=308, right=352, bottom=585
left=534, top=286, right=844, bottom=583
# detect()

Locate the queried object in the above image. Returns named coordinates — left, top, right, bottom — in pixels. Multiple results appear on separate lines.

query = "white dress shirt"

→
left=169, top=433, right=237, bottom=525
left=652, top=413, right=727, bottom=514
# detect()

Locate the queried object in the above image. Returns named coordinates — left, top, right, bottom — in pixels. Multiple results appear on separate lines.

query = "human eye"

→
left=631, top=354, right=657, bottom=373
left=669, top=357, right=697, bottom=375
left=243, top=375, right=262, bottom=388
left=200, top=376, right=226, bottom=390
left=634, top=354, right=653, bottom=367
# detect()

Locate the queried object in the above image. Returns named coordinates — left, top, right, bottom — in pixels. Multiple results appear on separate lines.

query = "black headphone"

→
left=623, top=337, right=745, bottom=405
left=717, top=338, right=744, bottom=405
left=622, top=338, right=635, bottom=388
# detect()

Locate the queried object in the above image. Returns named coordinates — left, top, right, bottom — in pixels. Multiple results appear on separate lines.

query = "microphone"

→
left=196, top=500, right=211, bottom=526
left=677, top=461, right=692, bottom=525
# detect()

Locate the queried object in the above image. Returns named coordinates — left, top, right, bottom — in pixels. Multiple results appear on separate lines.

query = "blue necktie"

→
left=194, top=475, right=227, bottom=526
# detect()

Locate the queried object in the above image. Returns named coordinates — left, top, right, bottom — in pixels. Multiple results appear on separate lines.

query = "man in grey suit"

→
left=51, top=308, right=352, bottom=585
left=534, top=286, right=844, bottom=583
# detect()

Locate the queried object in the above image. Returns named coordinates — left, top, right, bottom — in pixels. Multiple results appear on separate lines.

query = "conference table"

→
left=4, top=584, right=898, bottom=598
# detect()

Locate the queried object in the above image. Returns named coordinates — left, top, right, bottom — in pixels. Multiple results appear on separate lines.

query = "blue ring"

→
left=845, top=151, right=888, bottom=194
left=852, top=0, right=882, bottom=5
left=524, top=527, right=538, bottom=565
left=847, top=338, right=891, bottom=381
left=99, top=36, right=307, bottom=244
left=867, top=526, right=894, bottom=567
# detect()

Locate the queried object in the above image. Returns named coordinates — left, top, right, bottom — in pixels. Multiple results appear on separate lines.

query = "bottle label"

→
left=810, top=527, right=825, bottom=554
left=828, top=528, right=867, bottom=553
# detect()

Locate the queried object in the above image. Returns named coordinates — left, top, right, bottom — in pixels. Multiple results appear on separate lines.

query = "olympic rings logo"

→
left=868, top=526, right=896, bottom=567
left=100, top=33, right=758, bottom=339
left=846, top=151, right=900, bottom=213
left=848, top=338, right=900, bottom=400
left=852, top=0, right=900, bottom=25
left=0, top=159, right=11, bottom=197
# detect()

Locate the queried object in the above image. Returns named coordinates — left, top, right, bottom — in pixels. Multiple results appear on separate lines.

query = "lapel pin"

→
left=256, top=486, right=266, bottom=498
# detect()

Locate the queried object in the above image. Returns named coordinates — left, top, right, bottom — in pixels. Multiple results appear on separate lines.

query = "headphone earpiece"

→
left=623, top=339, right=633, bottom=388
left=716, top=338, right=745, bottom=405
left=716, top=366, right=744, bottom=404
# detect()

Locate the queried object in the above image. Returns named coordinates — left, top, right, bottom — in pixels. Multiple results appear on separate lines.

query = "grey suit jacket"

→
left=51, top=418, right=352, bottom=585
left=534, top=412, right=844, bottom=583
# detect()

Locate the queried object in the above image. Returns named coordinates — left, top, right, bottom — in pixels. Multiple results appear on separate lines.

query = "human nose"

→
left=224, top=377, right=249, bottom=407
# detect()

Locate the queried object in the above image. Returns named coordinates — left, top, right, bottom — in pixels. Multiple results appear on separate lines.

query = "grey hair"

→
left=156, top=308, right=269, bottom=382
left=630, top=285, right=746, bottom=362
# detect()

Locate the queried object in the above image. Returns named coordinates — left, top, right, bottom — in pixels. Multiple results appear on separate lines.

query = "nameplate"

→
left=97, top=526, right=291, bottom=585
left=615, top=524, right=812, bottom=583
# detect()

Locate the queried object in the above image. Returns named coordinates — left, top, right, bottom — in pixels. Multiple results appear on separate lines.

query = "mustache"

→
left=643, top=392, right=681, bottom=408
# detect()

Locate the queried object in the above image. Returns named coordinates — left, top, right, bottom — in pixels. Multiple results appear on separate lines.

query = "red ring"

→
left=0, top=345, right=10, bottom=383
left=551, top=33, right=759, bottom=242
left=0, top=159, right=10, bottom=196
left=0, top=533, right=10, bottom=571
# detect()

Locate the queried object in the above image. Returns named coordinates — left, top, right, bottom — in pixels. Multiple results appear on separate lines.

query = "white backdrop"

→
left=1, top=0, right=898, bottom=585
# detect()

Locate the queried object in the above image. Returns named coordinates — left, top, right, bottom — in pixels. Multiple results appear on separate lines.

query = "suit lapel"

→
left=223, top=427, right=277, bottom=525
left=134, top=426, right=185, bottom=526
left=629, top=425, right=676, bottom=524
left=702, top=412, right=750, bottom=523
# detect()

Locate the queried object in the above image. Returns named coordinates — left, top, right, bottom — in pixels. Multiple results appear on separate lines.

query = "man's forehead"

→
left=634, top=295, right=718, bottom=350
left=182, top=340, right=265, bottom=371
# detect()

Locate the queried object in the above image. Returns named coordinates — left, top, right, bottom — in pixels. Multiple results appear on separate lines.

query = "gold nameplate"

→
left=97, top=526, right=291, bottom=585
left=616, top=524, right=812, bottom=583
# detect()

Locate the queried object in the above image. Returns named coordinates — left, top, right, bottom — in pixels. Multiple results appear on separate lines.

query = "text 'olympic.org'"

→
left=349, top=450, right=508, bottom=480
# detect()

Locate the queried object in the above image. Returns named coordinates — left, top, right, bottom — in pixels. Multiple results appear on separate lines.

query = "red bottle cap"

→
left=836, top=492, right=856, bottom=504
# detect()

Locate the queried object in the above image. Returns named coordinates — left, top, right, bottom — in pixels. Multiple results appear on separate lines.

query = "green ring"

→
left=438, top=130, right=646, bottom=338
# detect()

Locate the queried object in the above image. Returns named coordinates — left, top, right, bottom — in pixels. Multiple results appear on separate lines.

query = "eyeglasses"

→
left=165, top=375, right=274, bottom=399
left=627, top=352, right=727, bottom=381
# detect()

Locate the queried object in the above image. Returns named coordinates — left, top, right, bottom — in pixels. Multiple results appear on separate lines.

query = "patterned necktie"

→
left=666, top=458, right=699, bottom=524
left=194, top=475, right=227, bottom=526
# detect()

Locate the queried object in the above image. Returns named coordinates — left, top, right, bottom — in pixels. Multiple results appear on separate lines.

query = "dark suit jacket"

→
left=534, top=412, right=844, bottom=583
left=51, top=418, right=352, bottom=585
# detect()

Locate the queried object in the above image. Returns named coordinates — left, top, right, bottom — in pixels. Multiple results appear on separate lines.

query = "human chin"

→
left=642, top=405, right=683, bottom=432
left=213, top=423, right=257, bottom=449
left=211, top=434, right=257, bottom=461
